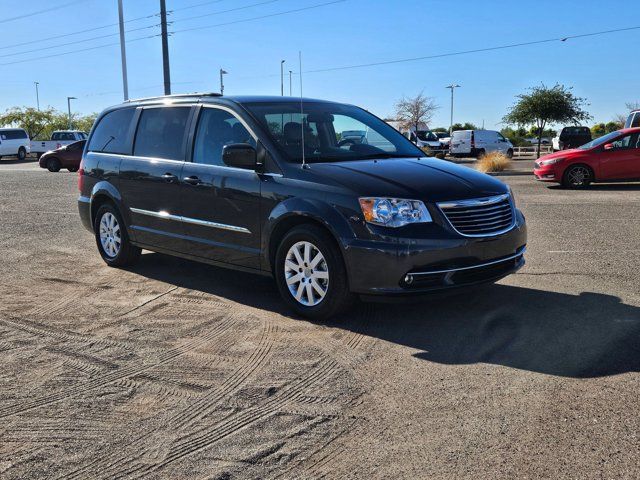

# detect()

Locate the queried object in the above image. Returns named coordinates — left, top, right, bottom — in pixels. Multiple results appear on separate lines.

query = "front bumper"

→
left=343, top=209, right=527, bottom=295
left=533, top=165, right=560, bottom=182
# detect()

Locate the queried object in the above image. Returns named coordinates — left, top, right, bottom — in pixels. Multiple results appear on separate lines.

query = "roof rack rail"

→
left=124, top=92, right=222, bottom=103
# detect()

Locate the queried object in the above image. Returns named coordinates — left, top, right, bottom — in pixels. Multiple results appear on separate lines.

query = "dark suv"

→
left=78, top=94, right=527, bottom=319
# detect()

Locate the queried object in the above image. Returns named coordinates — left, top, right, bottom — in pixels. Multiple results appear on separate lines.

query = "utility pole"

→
left=289, top=70, right=292, bottom=96
left=446, top=84, right=461, bottom=135
left=67, top=97, right=76, bottom=129
left=280, top=60, right=285, bottom=96
left=219, top=68, right=227, bottom=95
left=160, top=0, right=171, bottom=95
left=34, top=82, right=40, bottom=110
left=117, top=0, right=129, bottom=101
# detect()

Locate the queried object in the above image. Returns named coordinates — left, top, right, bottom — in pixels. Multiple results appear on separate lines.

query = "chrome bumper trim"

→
left=409, top=247, right=526, bottom=277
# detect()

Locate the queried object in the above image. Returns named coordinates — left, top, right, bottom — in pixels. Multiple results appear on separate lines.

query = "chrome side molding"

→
left=130, top=207, right=251, bottom=234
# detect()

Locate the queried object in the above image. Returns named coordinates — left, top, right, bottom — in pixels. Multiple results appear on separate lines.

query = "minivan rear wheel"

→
left=275, top=224, right=354, bottom=320
left=94, top=204, right=141, bottom=267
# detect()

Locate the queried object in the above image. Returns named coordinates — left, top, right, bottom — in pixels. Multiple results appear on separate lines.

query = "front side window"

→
left=244, top=101, right=423, bottom=163
left=67, top=140, right=86, bottom=151
left=134, top=107, right=190, bottom=160
left=87, top=108, right=136, bottom=154
left=609, top=133, right=640, bottom=150
left=192, top=108, right=255, bottom=166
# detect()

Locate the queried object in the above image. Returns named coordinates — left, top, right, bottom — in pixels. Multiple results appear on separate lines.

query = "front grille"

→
left=437, top=193, right=515, bottom=237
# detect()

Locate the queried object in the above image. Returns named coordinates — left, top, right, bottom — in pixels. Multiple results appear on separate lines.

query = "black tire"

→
left=562, top=164, right=593, bottom=189
left=17, top=147, right=26, bottom=161
left=47, top=158, right=61, bottom=172
left=94, top=203, right=141, bottom=267
left=274, top=224, right=355, bottom=320
left=68, top=167, right=78, bottom=172
left=506, top=148, right=514, bottom=159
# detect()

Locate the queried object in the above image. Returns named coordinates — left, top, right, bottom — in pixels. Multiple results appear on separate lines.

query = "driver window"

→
left=193, top=108, right=256, bottom=166
left=611, top=135, right=633, bottom=150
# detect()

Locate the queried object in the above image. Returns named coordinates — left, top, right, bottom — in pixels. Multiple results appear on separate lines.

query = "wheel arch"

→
left=89, top=182, right=124, bottom=228
left=563, top=162, right=596, bottom=183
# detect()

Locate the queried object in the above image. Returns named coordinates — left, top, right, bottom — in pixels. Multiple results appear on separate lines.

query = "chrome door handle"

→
left=183, top=176, right=201, bottom=185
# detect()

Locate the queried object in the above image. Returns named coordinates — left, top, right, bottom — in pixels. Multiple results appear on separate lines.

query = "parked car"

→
left=434, top=131, right=451, bottom=145
left=625, top=110, right=640, bottom=129
left=552, top=126, right=591, bottom=151
left=534, top=127, right=640, bottom=187
left=0, top=128, right=30, bottom=160
left=405, top=128, right=442, bottom=150
left=31, top=130, right=87, bottom=158
left=78, top=94, right=527, bottom=319
left=449, top=130, right=514, bottom=158
left=39, top=139, right=86, bottom=172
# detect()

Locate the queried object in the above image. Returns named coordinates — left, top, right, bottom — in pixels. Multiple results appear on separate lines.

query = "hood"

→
left=538, top=148, right=583, bottom=161
left=308, top=157, right=508, bottom=203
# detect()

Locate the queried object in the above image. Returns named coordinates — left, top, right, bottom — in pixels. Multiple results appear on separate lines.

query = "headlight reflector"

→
left=539, top=157, right=564, bottom=166
left=359, top=197, right=432, bottom=227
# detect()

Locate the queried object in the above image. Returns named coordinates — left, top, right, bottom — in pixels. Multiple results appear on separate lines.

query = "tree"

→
left=0, top=107, right=58, bottom=140
left=451, top=122, right=477, bottom=131
left=394, top=92, right=438, bottom=133
left=74, top=113, right=98, bottom=134
left=503, top=84, right=591, bottom=158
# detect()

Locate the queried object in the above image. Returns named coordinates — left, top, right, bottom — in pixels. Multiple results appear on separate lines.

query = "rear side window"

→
left=134, top=107, right=190, bottom=161
left=88, top=108, right=136, bottom=154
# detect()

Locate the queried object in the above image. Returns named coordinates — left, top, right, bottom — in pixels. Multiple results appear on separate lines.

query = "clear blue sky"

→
left=1, top=0, right=638, bottom=129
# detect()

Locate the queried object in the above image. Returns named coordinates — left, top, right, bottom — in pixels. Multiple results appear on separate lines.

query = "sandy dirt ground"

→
left=0, top=160, right=639, bottom=479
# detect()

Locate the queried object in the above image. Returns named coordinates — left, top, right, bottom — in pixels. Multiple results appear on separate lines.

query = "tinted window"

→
left=88, top=108, right=135, bottom=154
left=193, top=108, right=255, bottom=166
left=67, top=140, right=86, bottom=151
left=134, top=107, right=190, bottom=160
left=51, top=132, right=61, bottom=141
left=610, top=133, right=640, bottom=150
left=1, top=130, right=27, bottom=140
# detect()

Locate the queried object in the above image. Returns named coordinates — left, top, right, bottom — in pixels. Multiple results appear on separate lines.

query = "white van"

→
left=449, top=130, right=513, bottom=158
left=0, top=128, right=30, bottom=160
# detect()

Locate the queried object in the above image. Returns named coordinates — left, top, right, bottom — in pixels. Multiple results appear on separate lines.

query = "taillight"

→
left=78, top=159, right=84, bottom=192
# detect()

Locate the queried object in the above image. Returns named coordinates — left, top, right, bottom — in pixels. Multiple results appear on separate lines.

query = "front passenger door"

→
left=599, top=133, right=640, bottom=180
left=179, top=106, right=262, bottom=269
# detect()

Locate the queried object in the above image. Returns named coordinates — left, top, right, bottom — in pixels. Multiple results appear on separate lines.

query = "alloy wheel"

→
left=99, top=212, right=121, bottom=258
left=567, top=166, right=591, bottom=187
left=284, top=241, right=329, bottom=306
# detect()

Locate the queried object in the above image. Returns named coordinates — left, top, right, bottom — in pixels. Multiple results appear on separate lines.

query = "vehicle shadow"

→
left=0, top=157, right=38, bottom=165
left=132, top=253, right=640, bottom=379
left=548, top=183, right=640, bottom=191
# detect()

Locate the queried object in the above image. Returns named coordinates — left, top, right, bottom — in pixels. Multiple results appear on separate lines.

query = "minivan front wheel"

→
left=275, top=225, right=354, bottom=320
left=94, top=204, right=141, bottom=267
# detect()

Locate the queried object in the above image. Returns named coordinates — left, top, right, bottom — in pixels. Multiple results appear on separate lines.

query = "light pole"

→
left=280, top=60, right=285, bottom=96
left=289, top=70, right=292, bottom=96
left=34, top=82, right=40, bottom=110
left=446, top=84, right=461, bottom=135
left=219, top=68, right=228, bottom=95
left=117, top=0, right=129, bottom=101
left=67, top=96, right=76, bottom=129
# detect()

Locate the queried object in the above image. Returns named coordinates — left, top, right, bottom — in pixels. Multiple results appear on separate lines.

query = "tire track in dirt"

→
left=0, top=317, right=238, bottom=420
left=57, top=319, right=276, bottom=480
left=115, top=359, right=342, bottom=480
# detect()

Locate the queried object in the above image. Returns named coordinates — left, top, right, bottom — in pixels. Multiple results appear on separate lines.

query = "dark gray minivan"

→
left=78, top=94, right=526, bottom=319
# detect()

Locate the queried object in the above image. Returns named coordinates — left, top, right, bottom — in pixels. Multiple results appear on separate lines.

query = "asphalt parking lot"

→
left=0, top=159, right=639, bottom=479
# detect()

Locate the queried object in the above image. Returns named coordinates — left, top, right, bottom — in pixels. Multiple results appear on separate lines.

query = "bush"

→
left=475, top=151, right=511, bottom=173
left=420, top=146, right=435, bottom=157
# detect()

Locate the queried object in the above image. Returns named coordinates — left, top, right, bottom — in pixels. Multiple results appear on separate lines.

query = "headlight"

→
left=539, top=157, right=564, bottom=166
left=358, top=198, right=432, bottom=227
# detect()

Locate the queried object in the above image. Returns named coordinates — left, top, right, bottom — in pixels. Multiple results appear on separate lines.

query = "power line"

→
left=172, top=0, right=281, bottom=24
left=172, top=0, right=346, bottom=34
left=0, top=0, right=91, bottom=25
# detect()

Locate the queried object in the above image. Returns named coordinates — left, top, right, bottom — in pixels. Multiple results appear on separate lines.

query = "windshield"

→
left=243, top=101, right=424, bottom=163
left=578, top=131, right=621, bottom=150
left=416, top=130, right=438, bottom=142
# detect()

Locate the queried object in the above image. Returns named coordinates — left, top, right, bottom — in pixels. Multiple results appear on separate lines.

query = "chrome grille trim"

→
left=437, top=193, right=516, bottom=237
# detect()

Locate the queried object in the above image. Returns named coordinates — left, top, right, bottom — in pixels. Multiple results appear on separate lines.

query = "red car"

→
left=38, top=139, right=86, bottom=172
left=534, top=128, right=640, bottom=187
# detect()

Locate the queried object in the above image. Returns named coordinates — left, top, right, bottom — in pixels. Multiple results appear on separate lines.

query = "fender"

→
left=262, top=196, right=357, bottom=272
left=89, top=181, right=125, bottom=226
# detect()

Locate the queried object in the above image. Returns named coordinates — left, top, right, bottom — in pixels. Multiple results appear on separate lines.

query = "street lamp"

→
left=280, top=60, right=285, bottom=96
left=446, top=84, right=461, bottom=135
left=289, top=70, right=292, bottom=96
left=219, top=68, right=228, bottom=95
left=67, top=96, right=76, bottom=129
left=34, top=82, right=40, bottom=111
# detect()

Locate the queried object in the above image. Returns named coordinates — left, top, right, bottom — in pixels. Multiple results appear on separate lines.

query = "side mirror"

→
left=222, top=143, right=257, bottom=170
left=603, top=143, right=615, bottom=151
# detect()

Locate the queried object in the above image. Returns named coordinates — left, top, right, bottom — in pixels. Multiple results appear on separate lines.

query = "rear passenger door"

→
left=179, top=105, right=262, bottom=269
left=118, top=105, right=194, bottom=251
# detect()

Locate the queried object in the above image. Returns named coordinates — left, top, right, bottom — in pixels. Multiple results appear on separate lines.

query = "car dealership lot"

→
left=0, top=160, right=639, bottom=479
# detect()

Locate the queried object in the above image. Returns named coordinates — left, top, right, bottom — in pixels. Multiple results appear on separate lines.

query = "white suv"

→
left=0, top=128, right=30, bottom=160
